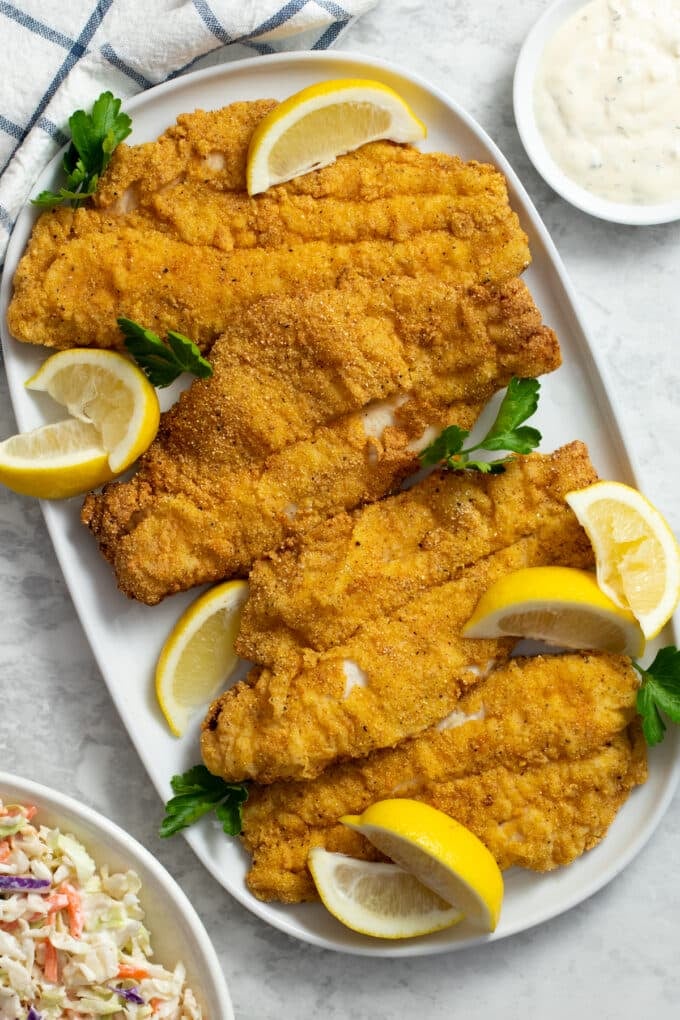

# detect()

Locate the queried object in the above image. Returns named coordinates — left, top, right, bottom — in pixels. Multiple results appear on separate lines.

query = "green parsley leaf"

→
left=32, top=186, right=97, bottom=208
left=160, top=765, right=248, bottom=838
left=637, top=683, right=666, bottom=746
left=167, top=331, right=214, bottom=379
left=418, top=425, right=469, bottom=467
left=31, top=91, right=131, bottom=208
left=70, top=92, right=131, bottom=177
left=462, top=458, right=509, bottom=474
left=419, top=378, right=542, bottom=473
left=215, top=793, right=249, bottom=834
left=118, top=318, right=213, bottom=387
left=634, top=647, right=680, bottom=746
left=480, top=377, right=541, bottom=449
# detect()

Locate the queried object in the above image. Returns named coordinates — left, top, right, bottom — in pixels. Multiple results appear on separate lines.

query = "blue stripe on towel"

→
left=0, top=203, right=14, bottom=231
left=100, top=43, right=154, bottom=89
left=244, top=39, right=278, bottom=55
left=191, top=0, right=233, bottom=45
left=0, top=115, right=23, bottom=141
left=0, top=0, right=114, bottom=176
left=0, top=1, right=77, bottom=51
left=246, top=1, right=312, bottom=37
left=194, top=0, right=338, bottom=47
left=0, top=201, right=15, bottom=267
left=167, top=48, right=219, bottom=80
left=315, top=1, right=352, bottom=18
left=313, top=18, right=350, bottom=48
left=36, top=117, right=69, bottom=146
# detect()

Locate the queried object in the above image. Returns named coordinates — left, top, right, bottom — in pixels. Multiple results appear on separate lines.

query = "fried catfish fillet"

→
left=239, top=653, right=647, bottom=902
left=238, top=441, right=595, bottom=669
left=201, top=454, right=596, bottom=785
left=8, top=101, right=530, bottom=351
left=81, top=275, right=560, bottom=604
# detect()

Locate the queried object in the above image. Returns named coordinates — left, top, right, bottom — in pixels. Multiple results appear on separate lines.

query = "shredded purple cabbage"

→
left=112, top=985, right=145, bottom=1005
left=0, top=875, right=51, bottom=893
left=27, top=1008, right=43, bottom=1020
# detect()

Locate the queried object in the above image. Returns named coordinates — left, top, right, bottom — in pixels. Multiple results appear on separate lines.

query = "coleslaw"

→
left=0, top=799, right=203, bottom=1019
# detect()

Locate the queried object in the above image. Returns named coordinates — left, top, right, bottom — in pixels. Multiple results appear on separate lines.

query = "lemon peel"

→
left=566, top=481, right=680, bottom=638
left=462, top=565, right=645, bottom=656
left=26, top=348, right=160, bottom=473
left=307, top=848, right=463, bottom=939
left=341, top=799, right=504, bottom=932
left=0, top=419, right=114, bottom=499
left=155, top=580, right=249, bottom=737
left=247, top=78, right=426, bottom=195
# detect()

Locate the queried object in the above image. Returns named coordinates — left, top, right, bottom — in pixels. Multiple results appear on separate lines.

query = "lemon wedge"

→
left=155, top=580, right=248, bottom=737
left=247, top=78, right=426, bottom=195
left=26, top=348, right=160, bottom=473
left=307, top=849, right=463, bottom=939
left=0, top=418, right=114, bottom=499
left=462, top=565, right=645, bottom=656
left=339, top=799, right=504, bottom=933
left=0, top=350, right=160, bottom=500
left=566, top=481, right=680, bottom=638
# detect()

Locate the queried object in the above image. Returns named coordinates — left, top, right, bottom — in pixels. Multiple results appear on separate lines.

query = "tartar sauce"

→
left=534, top=0, right=680, bottom=205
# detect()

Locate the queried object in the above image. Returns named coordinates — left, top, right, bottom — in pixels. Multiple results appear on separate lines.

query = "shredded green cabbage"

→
left=0, top=799, right=204, bottom=1019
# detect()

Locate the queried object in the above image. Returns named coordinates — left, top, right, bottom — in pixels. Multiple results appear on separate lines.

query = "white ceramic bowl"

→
left=513, top=0, right=680, bottom=225
left=0, top=770, right=234, bottom=1020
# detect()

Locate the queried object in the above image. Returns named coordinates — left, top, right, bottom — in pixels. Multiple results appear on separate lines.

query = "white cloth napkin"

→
left=0, top=0, right=378, bottom=264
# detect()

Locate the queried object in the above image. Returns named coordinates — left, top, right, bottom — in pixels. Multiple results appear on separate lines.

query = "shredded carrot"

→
left=44, top=938, right=59, bottom=983
left=0, top=840, right=10, bottom=862
left=60, top=882, right=84, bottom=938
left=150, top=998, right=164, bottom=1013
left=46, top=892, right=69, bottom=912
left=0, top=804, right=37, bottom=820
left=117, top=963, right=150, bottom=981
left=45, top=891, right=69, bottom=925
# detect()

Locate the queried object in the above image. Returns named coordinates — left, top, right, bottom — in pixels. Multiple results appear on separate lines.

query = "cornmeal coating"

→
left=8, top=101, right=530, bottom=351
left=238, top=442, right=595, bottom=669
left=202, top=497, right=595, bottom=785
left=240, top=653, right=646, bottom=902
left=82, top=275, right=559, bottom=604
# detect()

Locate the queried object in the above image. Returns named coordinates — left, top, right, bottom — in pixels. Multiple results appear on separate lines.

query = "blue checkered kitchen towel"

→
left=0, top=0, right=379, bottom=264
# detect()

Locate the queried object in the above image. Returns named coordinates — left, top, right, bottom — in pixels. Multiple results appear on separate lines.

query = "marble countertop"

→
left=1, top=2, right=679, bottom=1017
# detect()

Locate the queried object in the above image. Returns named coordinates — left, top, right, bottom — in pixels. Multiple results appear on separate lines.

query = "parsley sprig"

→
left=634, top=647, right=680, bottom=746
left=118, top=318, right=213, bottom=388
left=419, top=378, right=542, bottom=474
left=160, top=766, right=248, bottom=838
left=32, top=91, right=132, bottom=208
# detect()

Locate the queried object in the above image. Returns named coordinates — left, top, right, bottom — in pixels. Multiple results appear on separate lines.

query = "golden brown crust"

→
left=239, top=654, right=647, bottom=902
left=200, top=446, right=597, bottom=786
left=238, top=441, right=594, bottom=666
left=8, top=102, right=529, bottom=352
left=81, top=275, right=560, bottom=604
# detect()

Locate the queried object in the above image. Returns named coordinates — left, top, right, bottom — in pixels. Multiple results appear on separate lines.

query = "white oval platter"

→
left=1, top=50, right=678, bottom=957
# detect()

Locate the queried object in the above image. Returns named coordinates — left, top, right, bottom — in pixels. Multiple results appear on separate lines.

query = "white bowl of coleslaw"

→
left=0, top=771, right=234, bottom=1020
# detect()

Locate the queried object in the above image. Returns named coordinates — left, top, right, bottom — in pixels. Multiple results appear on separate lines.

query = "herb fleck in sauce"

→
left=534, top=0, right=680, bottom=205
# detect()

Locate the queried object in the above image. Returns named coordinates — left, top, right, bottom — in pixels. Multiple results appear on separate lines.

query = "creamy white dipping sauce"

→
left=534, top=0, right=680, bottom=205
